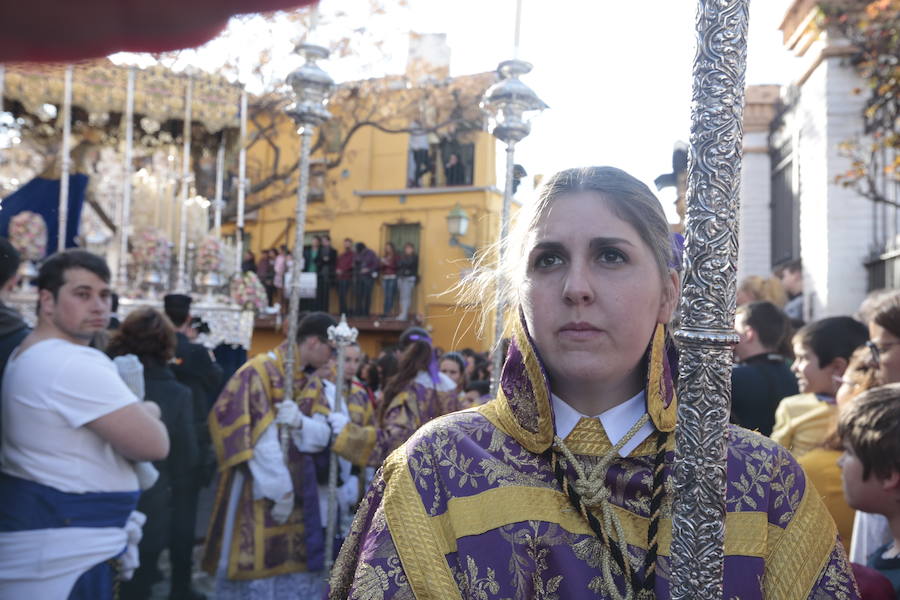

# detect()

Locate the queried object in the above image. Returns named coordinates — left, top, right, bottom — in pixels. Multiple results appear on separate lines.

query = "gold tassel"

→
left=646, top=323, right=677, bottom=432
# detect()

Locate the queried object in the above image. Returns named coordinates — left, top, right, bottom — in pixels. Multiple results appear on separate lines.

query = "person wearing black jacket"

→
left=163, top=294, right=223, bottom=600
left=396, top=242, right=419, bottom=321
left=315, top=235, right=338, bottom=313
left=109, top=308, right=200, bottom=600
left=0, top=238, right=29, bottom=441
left=731, top=301, right=799, bottom=436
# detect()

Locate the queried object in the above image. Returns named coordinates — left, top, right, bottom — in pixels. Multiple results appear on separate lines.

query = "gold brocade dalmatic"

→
left=202, top=345, right=330, bottom=580
left=328, top=317, right=859, bottom=599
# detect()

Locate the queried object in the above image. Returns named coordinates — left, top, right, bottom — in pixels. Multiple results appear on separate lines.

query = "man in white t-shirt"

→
left=0, top=249, right=169, bottom=600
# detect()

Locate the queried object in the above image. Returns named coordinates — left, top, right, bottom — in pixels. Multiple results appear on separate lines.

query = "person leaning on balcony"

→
left=316, top=235, right=338, bottom=314
left=380, top=242, right=398, bottom=318
left=353, top=242, right=379, bottom=318
left=396, top=242, right=419, bottom=321
left=336, top=238, right=355, bottom=317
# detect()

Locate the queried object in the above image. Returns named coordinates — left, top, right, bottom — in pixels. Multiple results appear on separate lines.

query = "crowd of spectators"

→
left=728, top=260, right=900, bottom=595
left=6, top=239, right=900, bottom=597
left=250, top=235, right=420, bottom=320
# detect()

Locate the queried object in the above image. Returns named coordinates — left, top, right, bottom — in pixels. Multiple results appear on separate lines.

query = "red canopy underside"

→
left=0, top=0, right=315, bottom=62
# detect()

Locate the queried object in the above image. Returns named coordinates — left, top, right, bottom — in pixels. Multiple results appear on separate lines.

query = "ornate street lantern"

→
left=481, top=58, right=546, bottom=396
left=446, top=203, right=470, bottom=237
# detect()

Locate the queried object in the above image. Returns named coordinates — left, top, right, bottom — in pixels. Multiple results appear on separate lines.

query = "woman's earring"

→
left=647, top=323, right=677, bottom=432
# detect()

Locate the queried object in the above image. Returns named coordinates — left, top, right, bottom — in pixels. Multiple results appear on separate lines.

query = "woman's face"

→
left=521, top=192, right=677, bottom=400
left=440, top=358, right=463, bottom=386
left=869, top=321, right=900, bottom=384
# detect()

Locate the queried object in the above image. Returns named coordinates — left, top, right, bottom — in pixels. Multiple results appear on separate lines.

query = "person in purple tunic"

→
left=201, top=312, right=337, bottom=599
left=329, top=327, right=460, bottom=469
left=329, top=166, right=859, bottom=599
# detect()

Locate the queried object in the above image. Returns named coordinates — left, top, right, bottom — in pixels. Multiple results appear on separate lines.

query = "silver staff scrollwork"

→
left=324, top=314, right=359, bottom=573
left=671, top=0, right=749, bottom=598
left=281, top=43, right=334, bottom=459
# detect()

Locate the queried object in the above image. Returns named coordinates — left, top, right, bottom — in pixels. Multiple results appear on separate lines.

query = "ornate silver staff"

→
left=670, top=1, right=749, bottom=598
left=324, top=314, right=358, bottom=573
left=481, top=58, right=545, bottom=397
left=57, top=65, right=73, bottom=252
left=280, top=43, right=333, bottom=456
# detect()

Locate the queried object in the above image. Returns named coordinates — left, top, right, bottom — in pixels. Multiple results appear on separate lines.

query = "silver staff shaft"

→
left=670, top=1, right=749, bottom=598
left=490, top=142, right=516, bottom=398
left=281, top=40, right=334, bottom=459
left=57, top=65, right=73, bottom=252
left=280, top=125, right=314, bottom=457
left=324, top=341, right=347, bottom=572
left=176, top=76, right=193, bottom=292
left=117, top=66, right=136, bottom=288
left=481, top=57, right=545, bottom=398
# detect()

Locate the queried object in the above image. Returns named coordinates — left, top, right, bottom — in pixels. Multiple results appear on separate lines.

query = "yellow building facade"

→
left=238, top=77, right=504, bottom=358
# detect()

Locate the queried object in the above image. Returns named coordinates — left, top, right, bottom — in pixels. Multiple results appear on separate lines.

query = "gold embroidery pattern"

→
left=493, top=321, right=555, bottom=454
left=334, top=423, right=378, bottom=467
left=646, top=323, right=677, bottom=432
left=426, top=484, right=769, bottom=558
left=811, top=544, right=859, bottom=600
left=382, top=446, right=461, bottom=600
left=497, top=522, right=570, bottom=598
left=763, top=482, right=837, bottom=598
left=563, top=417, right=670, bottom=458
left=331, top=471, right=385, bottom=598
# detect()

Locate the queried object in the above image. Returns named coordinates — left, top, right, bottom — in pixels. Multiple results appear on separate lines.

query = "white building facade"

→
left=737, top=0, right=890, bottom=320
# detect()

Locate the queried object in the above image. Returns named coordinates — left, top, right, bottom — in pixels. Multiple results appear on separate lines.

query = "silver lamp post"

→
left=324, top=314, right=358, bottom=574
left=481, top=59, right=545, bottom=397
left=280, top=42, right=334, bottom=455
left=670, top=1, right=749, bottom=598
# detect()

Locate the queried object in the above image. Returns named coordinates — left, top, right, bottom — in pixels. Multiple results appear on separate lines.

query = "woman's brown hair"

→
left=379, top=327, right=433, bottom=425
left=107, top=307, right=177, bottom=365
left=820, top=345, right=879, bottom=450
left=871, top=291, right=900, bottom=337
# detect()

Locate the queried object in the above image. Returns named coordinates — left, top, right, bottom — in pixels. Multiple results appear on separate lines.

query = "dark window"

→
left=309, top=162, right=326, bottom=203
left=388, top=223, right=421, bottom=254
left=770, top=139, right=797, bottom=268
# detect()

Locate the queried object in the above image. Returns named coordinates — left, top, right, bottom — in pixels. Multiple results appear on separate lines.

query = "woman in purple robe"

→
left=330, top=326, right=460, bottom=469
left=329, top=166, right=858, bottom=599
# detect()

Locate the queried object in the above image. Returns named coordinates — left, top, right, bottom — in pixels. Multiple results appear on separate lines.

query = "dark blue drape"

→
left=0, top=175, right=89, bottom=255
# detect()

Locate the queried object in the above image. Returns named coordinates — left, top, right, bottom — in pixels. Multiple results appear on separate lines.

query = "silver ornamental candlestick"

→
left=235, top=89, right=248, bottom=271
left=481, top=58, right=546, bottom=398
left=214, top=137, right=225, bottom=238
left=280, top=43, right=333, bottom=453
left=57, top=65, right=73, bottom=252
left=324, top=314, right=358, bottom=573
left=176, top=75, right=194, bottom=292
left=117, top=67, right=136, bottom=288
left=670, top=1, right=749, bottom=598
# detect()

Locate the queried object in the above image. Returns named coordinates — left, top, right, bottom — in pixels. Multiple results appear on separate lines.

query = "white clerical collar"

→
left=551, top=390, right=654, bottom=457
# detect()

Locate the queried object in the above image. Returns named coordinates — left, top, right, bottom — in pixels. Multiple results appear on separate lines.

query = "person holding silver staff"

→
left=202, top=312, right=337, bottom=599
left=327, top=326, right=459, bottom=470
left=328, top=167, right=857, bottom=599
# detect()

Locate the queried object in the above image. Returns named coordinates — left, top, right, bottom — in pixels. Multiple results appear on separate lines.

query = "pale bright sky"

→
left=112, top=1, right=797, bottom=221
left=402, top=0, right=795, bottom=219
